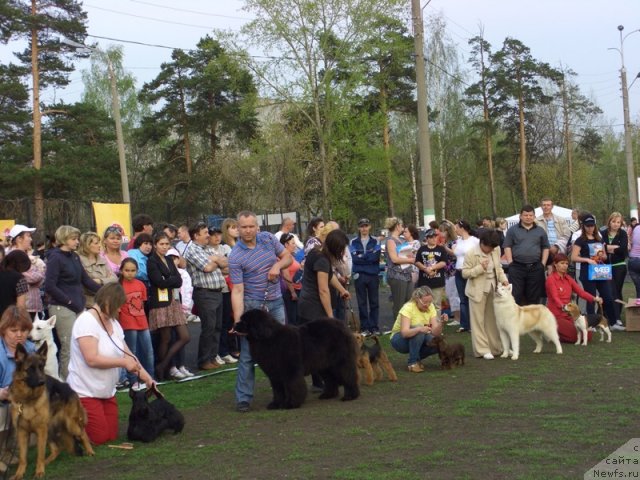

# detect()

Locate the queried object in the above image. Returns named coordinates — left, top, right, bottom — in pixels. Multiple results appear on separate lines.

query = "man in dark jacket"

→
left=349, top=219, right=381, bottom=336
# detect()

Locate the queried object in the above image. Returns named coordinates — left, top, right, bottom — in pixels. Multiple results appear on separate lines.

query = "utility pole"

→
left=106, top=59, right=130, bottom=203
left=411, top=0, right=435, bottom=227
left=611, top=25, right=639, bottom=220
left=61, top=38, right=130, bottom=204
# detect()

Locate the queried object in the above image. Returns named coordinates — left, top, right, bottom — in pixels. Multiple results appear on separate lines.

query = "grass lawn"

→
left=34, top=320, right=640, bottom=480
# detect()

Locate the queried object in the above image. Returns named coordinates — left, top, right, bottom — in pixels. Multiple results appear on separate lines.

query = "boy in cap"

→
left=415, top=229, right=450, bottom=316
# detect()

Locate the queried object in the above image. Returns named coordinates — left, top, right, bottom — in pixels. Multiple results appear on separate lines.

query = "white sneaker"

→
left=448, top=320, right=460, bottom=327
left=214, top=355, right=226, bottom=366
left=191, top=316, right=201, bottom=323
left=483, top=353, right=494, bottom=360
left=221, top=354, right=238, bottom=364
left=178, top=366, right=194, bottom=377
left=132, top=382, right=146, bottom=391
left=169, top=366, right=186, bottom=380
left=616, top=320, right=624, bottom=327
left=611, top=324, right=626, bottom=331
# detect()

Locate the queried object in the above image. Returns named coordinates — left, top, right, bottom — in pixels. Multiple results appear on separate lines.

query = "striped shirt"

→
left=183, top=242, right=226, bottom=290
left=546, top=219, right=558, bottom=246
left=229, top=232, right=284, bottom=301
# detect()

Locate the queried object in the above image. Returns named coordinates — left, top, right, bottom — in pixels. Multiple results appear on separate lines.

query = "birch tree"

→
left=241, top=0, right=405, bottom=215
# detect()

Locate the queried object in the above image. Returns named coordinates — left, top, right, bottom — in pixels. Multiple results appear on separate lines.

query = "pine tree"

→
left=5, top=0, right=88, bottom=230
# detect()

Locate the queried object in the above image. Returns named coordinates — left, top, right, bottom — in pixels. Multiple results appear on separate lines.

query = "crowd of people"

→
left=0, top=198, right=635, bottom=441
left=384, top=198, right=633, bottom=370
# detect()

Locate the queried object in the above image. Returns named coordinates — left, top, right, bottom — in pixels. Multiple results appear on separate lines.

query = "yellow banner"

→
left=0, top=220, right=15, bottom=243
left=92, top=203, right=132, bottom=243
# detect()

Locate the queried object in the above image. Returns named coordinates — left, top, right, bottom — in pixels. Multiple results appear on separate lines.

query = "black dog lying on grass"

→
left=127, top=385, right=185, bottom=443
left=233, top=309, right=360, bottom=409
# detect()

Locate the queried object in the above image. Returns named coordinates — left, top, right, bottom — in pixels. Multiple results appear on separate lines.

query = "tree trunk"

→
left=517, top=88, right=528, bottom=204
left=178, top=84, right=192, bottom=176
left=439, top=139, right=447, bottom=220
left=409, top=152, right=419, bottom=226
left=31, top=0, right=44, bottom=231
left=210, top=120, right=217, bottom=164
left=312, top=83, right=329, bottom=216
left=209, top=94, right=216, bottom=164
left=485, top=129, right=496, bottom=216
left=479, top=38, right=497, bottom=218
left=561, top=80, right=574, bottom=205
left=380, top=86, right=394, bottom=216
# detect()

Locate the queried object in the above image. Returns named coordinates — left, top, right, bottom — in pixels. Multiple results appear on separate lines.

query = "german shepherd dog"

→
left=9, top=342, right=94, bottom=480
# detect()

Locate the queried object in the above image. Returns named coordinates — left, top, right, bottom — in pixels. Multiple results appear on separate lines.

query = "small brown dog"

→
left=354, top=334, right=398, bottom=385
left=562, top=302, right=611, bottom=345
left=428, top=336, right=465, bottom=370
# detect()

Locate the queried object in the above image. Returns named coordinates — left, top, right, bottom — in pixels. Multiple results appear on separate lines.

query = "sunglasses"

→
left=104, top=226, right=123, bottom=235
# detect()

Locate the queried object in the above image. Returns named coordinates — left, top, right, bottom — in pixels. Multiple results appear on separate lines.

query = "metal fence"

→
left=0, top=198, right=95, bottom=239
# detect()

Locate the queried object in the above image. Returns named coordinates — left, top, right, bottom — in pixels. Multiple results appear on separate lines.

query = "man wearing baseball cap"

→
left=349, top=218, right=382, bottom=336
left=9, top=224, right=46, bottom=319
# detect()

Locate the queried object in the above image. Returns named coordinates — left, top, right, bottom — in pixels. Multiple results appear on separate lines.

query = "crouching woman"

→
left=389, top=286, right=443, bottom=373
left=67, top=283, right=154, bottom=445
left=545, top=253, right=600, bottom=343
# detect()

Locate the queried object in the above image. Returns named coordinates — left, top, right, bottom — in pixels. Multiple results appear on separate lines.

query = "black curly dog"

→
left=234, top=309, right=360, bottom=409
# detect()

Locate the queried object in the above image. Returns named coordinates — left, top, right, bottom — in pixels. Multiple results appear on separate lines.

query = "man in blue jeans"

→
left=350, top=218, right=381, bottom=336
left=229, top=211, right=292, bottom=413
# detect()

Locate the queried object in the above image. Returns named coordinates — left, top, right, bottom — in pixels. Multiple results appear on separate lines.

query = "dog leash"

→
left=345, top=300, right=360, bottom=333
left=91, top=307, right=143, bottom=386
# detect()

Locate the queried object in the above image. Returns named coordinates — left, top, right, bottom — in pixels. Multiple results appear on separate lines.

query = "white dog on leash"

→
left=29, top=315, right=60, bottom=379
left=493, top=284, right=563, bottom=360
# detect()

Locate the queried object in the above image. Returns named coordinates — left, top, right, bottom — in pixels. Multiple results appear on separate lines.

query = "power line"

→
left=84, top=3, right=221, bottom=30
left=87, top=34, right=289, bottom=60
left=129, top=0, right=252, bottom=21
left=88, top=34, right=176, bottom=50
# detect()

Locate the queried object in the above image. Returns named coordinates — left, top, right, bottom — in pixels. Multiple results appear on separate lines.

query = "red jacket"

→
left=545, top=271, right=594, bottom=317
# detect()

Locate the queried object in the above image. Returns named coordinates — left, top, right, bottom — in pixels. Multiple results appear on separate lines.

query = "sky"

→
left=4, top=0, right=640, bottom=133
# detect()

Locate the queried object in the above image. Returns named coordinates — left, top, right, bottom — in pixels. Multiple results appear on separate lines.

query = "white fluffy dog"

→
left=29, top=315, right=60, bottom=379
left=493, top=284, right=563, bottom=360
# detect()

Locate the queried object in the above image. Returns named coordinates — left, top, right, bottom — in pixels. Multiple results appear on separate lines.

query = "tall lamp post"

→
left=61, top=38, right=130, bottom=204
left=610, top=25, right=639, bottom=220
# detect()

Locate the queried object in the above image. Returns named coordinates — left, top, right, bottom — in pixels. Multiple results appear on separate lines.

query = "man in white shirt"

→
left=535, top=197, right=571, bottom=257
left=274, top=217, right=303, bottom=250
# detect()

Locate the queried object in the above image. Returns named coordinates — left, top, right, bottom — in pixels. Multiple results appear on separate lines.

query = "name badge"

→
left=158, top=288, right=169, bottom=302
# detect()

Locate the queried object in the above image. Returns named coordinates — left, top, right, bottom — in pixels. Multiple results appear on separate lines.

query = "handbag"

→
left=587, top=263, right=612, bottom=281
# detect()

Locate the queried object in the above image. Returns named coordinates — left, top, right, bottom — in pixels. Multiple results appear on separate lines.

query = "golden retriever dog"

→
left=493, top=283, right=563, bottom=360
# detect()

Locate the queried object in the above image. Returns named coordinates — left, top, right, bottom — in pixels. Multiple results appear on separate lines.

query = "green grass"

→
left=14, top=307, right=640, bottom=480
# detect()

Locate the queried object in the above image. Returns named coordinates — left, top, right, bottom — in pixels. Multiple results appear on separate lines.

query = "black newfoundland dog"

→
left=234, top=309, right=360, bottom=409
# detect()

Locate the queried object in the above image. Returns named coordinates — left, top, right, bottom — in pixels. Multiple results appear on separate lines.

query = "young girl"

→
left=166, top=248, right=195, bottom=379
left=147, top=233, right=190, bottom=381
left=118, top=258, right=154, bottom=387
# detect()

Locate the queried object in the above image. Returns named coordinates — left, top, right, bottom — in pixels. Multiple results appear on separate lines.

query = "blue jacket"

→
left=128, top=249, right=150, bottom=285
left=350, top=236, right=381, bottom=276
left=44, top=248, right=100, bottom=313
left=0, top=339, right=35, bottom=389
